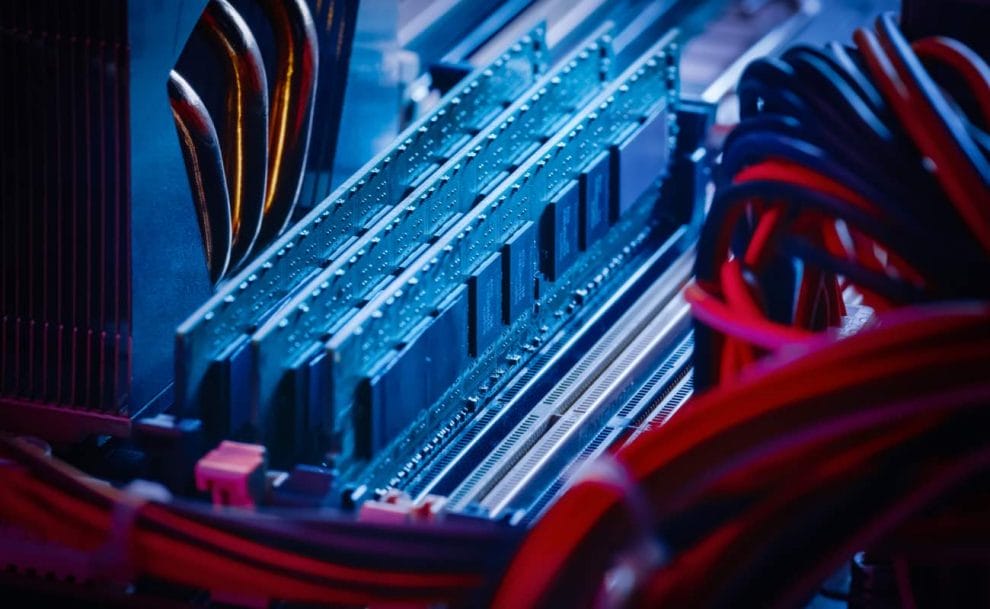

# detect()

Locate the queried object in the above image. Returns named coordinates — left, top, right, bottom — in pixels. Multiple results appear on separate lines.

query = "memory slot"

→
left=399, top=232, right=696, bottom=501
left=622, top=367, right=694, bottom=446
left=247, top=30, right=615, bottom=454
left=479, top=296, right=691, bottom=516
left=324, top=32, right=680, bottom=459
left=379, top=105, right=719, bottom=502
left=445, top=251, right=693, bottom=513
left=357, top=202, right=689, bottom=493
left=175, top=26, right=548, bottom=423
left=520, top=335, right=694, bottom=525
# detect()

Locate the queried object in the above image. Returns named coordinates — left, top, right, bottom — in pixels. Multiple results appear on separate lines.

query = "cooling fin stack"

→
left=1, top=0, right=133, bottom=432
left=0, top=1, right=216, bottom=440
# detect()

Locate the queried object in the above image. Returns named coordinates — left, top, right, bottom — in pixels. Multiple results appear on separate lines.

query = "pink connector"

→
left=194, top=441, right=267, bottom=508
left=357, top=489, right=448, bottom=524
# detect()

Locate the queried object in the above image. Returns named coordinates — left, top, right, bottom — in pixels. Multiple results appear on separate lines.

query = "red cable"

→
left=730, top=158, right=923, bottom=310
left=720, top=258, right=764, bottom=317
left=684, top=283, right=815, bottom=350
left=496, top=306, right=988, bottom=608
left=745, top=205, right=785, bottom=268
left=622, top=306, right=989, bottom=491
left=717, top=259, right=764, bottom=378
left=913, top=37, right=990, bottom=127
left=496, top=329, right=989, bottom=609
left=856, top=27, right=990, bottom=252
left=733, top=159, right=881, bottom=216
left=639, top=421, right=951, bottom=608
left=139, top=503, right=474, bottom=589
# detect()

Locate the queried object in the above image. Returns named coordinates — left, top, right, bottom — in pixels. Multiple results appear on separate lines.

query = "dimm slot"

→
left=325, top=32, right=680, bottom=449
left=175, top=25, right=549, bottom=419
left=354, top=211, right=680, bottom=489
left=446, top=254, right=692, bottom=513
left=480, top=302, right=691, bottom=517
left=247, top=29, right=616, bottom=448
left=518, top=333, right=694, bottom=525
left=401, top=232, right=696, bottom=501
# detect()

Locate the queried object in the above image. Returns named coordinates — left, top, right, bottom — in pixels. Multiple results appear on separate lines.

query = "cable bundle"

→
left=493, top=13, right=990, bottom=609
left=495, top=303, right=990, bottom=608
left=690, top=12, right=990, bottom=389
left=0, top=435, right=520, bottom=606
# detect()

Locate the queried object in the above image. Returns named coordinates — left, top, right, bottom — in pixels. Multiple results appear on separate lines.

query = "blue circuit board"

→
left=328, top=36, right=678, bottom=377
left=247, top=30, right=616, bottom=455
left=174, top=24, right=695, bottom=490
left=175, top=25, right=549, bottom=428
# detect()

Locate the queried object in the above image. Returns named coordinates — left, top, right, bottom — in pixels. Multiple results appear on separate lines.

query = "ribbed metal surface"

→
left=1, top=1, right=131, bottom=413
